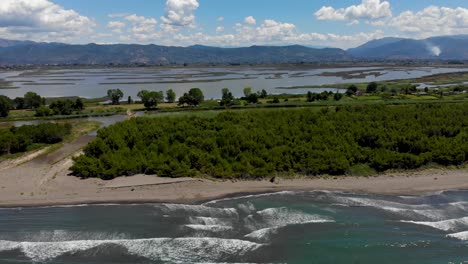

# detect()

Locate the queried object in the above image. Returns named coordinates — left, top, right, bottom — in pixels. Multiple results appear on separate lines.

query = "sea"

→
left=0, top=190, right=467, bottom=264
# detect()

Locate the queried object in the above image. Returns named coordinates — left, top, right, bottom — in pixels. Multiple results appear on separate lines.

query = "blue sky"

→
left=0, top=0, right=467, bottom=49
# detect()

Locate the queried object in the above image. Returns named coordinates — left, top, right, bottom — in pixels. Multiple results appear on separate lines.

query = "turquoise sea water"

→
left=0, top=190, right=467, bottom=264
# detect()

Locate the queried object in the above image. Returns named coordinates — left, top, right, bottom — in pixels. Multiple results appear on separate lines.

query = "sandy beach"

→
left=0, top=134, right=467, bottom=208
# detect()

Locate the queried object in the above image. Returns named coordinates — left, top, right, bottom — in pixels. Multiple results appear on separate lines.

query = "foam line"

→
left=401, top=217, right=468, bottom=232
left=0, top=237, right=263, bottom=263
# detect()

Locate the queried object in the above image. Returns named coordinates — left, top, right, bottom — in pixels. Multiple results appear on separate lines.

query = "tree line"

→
left=71, top=103, right=468, bottom=180
left=0, top=123, right=72, bottom=156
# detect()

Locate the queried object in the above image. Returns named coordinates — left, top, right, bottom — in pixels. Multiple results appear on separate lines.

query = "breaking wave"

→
left=243, top=207, right=334, bottom=241
left=447, top=231, right=468, bottom=241
left=401, top=217, right=468, bottom=232
left=158, top=204, right=239, bottom=218
left=0, top=237, right=262, bottom=263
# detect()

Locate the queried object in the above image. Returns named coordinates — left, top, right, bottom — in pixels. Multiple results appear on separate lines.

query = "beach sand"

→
left=0, top=134, right=467, bottom=208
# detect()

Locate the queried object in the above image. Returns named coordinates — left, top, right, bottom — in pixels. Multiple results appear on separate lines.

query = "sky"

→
left=0, top=0, right=467, bottom=49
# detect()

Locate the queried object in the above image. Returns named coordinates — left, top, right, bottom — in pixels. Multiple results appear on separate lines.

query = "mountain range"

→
left=0, top=35, right=467, bottom=66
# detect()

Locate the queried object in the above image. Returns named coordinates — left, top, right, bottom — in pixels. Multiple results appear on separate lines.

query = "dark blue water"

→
left=0, top=190, right=467, bottom=263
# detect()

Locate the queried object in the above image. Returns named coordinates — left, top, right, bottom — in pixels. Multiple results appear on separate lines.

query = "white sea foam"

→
left=203, top=191, right=296, bottom=205
left=243, top=207, right=333, bottom=241
left=189, top=216, right=232, bottom=226
left=339, top=197, right=431, bottom=210
left=447, top=231, right=468, bottom=241
left=255, top=207, right=334, bottom=227
left=184, top=225, right=234, bottom=232
left=159, top=204, right=238, bottom=218
left=401, top=217, right=468, bottom=232
left=332, top=196, right=450, bottom=220
left=20, top=230, right=128, bottom=242
left=237, top=202, right=256, bottom=214
left=0, top=237, right=262, bottom=263
left=244, top=227, right=279, bottom=243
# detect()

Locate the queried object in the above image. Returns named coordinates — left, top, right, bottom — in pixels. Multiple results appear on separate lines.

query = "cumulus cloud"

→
left=216, top=26, right=224, bottom=33
left=315, top=0, right=392, bottom=22
left=244, top=16, right=256, bottom=25
left=0, top=0, right=95, bottom=41
left=390, top=6, right=468, bottom=37
left=161, top=0, right=199, bottom=30
left=217, top=17, right=224, bottom=22
left=107, top=21, right=126, bottom=34
left=121, top=14, right=159, bottom=42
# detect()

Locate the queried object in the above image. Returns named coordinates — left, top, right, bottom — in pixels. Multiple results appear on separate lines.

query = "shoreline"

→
left=0, top=133, right=466, bottom=209
left=0, top=168, right=467, bottom=209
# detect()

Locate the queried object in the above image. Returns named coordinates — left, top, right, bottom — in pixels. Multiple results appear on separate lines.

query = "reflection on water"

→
left=0, top=66, right=466, bottom=99
left=0, top=190, right=467, bottom=263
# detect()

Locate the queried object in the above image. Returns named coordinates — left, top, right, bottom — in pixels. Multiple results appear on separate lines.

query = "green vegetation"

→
left=71, top=103, right=468, bottom=180
left=166, top=89, right=176, bottom=103
left=137, top=90, right=164, bottom=108
left=0, top=123, right=72, bottom=156
left=0, top=95, right=12, bottom=117
left=24, top=91, right=45, bottom=109
left=35, top=98, right=84, bottom=116
left=107, top=89, right=123, bottom=105
left=178, top=88, right=205, bottom=106
left=220, top=88, right=235, bottom=106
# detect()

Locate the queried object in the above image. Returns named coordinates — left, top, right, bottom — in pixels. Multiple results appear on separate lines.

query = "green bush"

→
left=0, top=123, right=71, bottom=155
left=71, top=103, right=468, bottom=180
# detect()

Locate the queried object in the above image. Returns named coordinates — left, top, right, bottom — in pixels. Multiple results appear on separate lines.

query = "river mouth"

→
left=0, top=190, right=467, bottom=263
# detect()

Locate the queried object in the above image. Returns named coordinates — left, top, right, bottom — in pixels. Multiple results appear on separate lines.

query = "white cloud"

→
left=107, top=21, right=126, bottom=34
left=0, top=0, right=95, bottom=42
left=390, top=6, right=468, bottom=37
left=108, top=13, right=130, bottom=18
left=217, top=16, right=224, bottom=22
left=160, top=0, right=199, bottom=31
left=154, top=18, right=381, bottom=49
left=123, top=14, right=159, bottom=42
left=244, top=16, right=256, bottom=25
left=216, top=26, right=224, bottom=33
left=315, top=0, right=392, bottom=22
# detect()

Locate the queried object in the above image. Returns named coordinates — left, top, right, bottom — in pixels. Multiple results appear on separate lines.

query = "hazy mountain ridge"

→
left=0, top=42, right=350, bottom=65
left=0, top=35, right=466, bottom=65
left=348, top=35, right=468, bottom=60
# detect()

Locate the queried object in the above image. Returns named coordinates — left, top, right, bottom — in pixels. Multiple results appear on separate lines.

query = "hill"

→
left=0, top=42, right=349, bottom=65
left=0, top=35, right=467, bottom=65
left=348, top=35, right=468, bottom=60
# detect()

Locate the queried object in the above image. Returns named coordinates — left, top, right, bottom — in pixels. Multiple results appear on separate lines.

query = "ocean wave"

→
left=237, top=202, right=256, bottom=214
left=184, top=225, right=234, bottom=232
left=447, top=231, right=468, bottom=241
left=244, top=207, right=333, bottom=238
left=0, top=237, right=262, bottom=263
left=203, top=191, right=297, bottom=205
left=330, top=196, right=459, bottom=221
left=244, top=228, right=279, bottom=243
left=188, top=216, right=232, bottom=226
left=336, top=196, right=432, bottom=210
left=158, top=204, right=239, bottom=218
left=401, top=217, right=468, bottom=232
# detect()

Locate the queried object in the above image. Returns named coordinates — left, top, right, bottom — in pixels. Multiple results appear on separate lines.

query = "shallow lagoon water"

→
left=0, top=67, right=466, bottom=99
left=0, top=190, right=467, bottom=263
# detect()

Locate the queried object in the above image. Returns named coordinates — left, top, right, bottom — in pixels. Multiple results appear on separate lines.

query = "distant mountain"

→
left=347, top=37, right=406, bottom=56
left=348, top=35, right=468, bottom=60
left=0, top=38, right=65, bottom=48
left=0, top=38, right=37, bottom=48
left=0, top=42, right=350, bottom=65
left=0, top=35, right=467, bottom=66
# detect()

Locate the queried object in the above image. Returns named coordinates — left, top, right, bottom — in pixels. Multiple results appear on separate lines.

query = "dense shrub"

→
left=71, top=103, right=468, bottom=180
left=0, top=123, right=72, bottom=155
